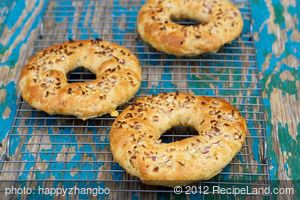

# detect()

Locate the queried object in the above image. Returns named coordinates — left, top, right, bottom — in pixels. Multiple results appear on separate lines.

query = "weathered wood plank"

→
left=0, top=0, right=47, bottom=161
left=251, top=0, right=299, bottom=198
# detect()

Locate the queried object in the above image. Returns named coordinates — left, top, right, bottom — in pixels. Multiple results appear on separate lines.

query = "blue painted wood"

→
left=251, top=0, right=299, bottom=198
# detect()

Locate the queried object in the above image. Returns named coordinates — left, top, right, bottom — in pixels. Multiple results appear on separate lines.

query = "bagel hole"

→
left=160, top=126, right=199, bottom=143
left=67, top=67, right=96, bottom=83
left=171, top=17, right=201, bottom=26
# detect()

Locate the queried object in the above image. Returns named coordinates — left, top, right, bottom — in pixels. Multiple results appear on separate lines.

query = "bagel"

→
left=137, top=0, right=243, bottom=56
left=19, top=39, right=142, bottom=120
left=110, top=92, right=247, bottom=187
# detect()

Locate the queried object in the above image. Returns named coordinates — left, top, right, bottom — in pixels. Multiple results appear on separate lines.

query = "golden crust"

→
left=19, top=40, right=142, bottom=120
left=110, top=92, right=247, bottom=187
left=137, top=0, right=243, bottom=56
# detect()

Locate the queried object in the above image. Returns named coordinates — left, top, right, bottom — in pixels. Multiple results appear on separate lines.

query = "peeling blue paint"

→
left=0, top=82, right=17, bottom=142
left=1, top=0, right=47, bottom=68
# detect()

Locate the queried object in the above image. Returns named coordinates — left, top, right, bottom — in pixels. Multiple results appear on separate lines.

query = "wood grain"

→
left=252, top=0, right=299, bottom=199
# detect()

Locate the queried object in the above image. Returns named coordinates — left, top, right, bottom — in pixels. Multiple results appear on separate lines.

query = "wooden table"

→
left=0, top=0, right=299, bottom=199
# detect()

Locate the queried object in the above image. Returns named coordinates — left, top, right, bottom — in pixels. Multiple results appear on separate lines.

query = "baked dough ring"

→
left=137, top=0, right=243, bottom=56
left=110, top=92, right=247, bottom=187
left=19, top=40, right=142, bottom=120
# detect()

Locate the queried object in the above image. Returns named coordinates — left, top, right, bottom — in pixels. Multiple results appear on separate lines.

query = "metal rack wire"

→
left=0, top=0, right=270, bottom=199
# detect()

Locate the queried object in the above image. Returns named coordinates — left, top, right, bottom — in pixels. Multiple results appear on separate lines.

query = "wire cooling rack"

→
left=0, top=0, right=271, bottom=199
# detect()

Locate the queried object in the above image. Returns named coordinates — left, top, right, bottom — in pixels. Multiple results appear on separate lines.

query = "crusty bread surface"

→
left=110, top=92, right=247, bottom=187
left=137, top=0, right=243, bottom=56
left=19, top=40, right=142, bottom=120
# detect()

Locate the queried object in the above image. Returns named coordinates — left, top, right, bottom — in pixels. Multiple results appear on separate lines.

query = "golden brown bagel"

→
left=110, top=92, right=247, bottom=187
left=19, top=39, right=142, bottom=120
left=137, top=0, right=243, bottom=56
